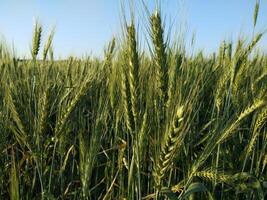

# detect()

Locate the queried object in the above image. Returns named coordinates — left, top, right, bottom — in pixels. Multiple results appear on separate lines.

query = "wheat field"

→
left=0, top=2, right=266, bottom=200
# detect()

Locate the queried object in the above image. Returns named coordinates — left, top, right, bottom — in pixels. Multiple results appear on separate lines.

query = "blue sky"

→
left=0, top=0, right=266, bottom=58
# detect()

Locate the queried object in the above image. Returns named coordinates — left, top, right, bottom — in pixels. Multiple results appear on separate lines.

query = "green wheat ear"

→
left=43, top=27, right=55, bottom=60
left=150, top=10, right=169, bottom=120
left=153, top=106, right=184, bottom=188
left=127, top=23, right=140, bottom=130
left=32, top=21, right=42, bottom=59
left=253, top=0, right=259, bottom=28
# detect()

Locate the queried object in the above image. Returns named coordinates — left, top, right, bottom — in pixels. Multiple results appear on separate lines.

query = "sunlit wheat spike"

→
left=104, top=37, right=116, bottom=108
left=150, top=10, right=169, bottom=117
left=137, top=111, right=147, bottom=155
left=32, top=21, right=42, bottom=59
left=104, top=37, right=116, bottom=68
left=247, top=32, right=263, bottom=54
left=121, top=66, right=135, bottom=133
left=55, top=73, right=94, bottom=136
left=243, top=106, right=267, bottom=162
left=217, top=98, right=266, bottom=145
left=194, top=169, right=232, bottom=184
left=4, top=84, right=30, bottom=149
left=127, top=23, right=140, bottom=129
left=215, top=67, right=230, bottom=112
left=43, top=27, right=55, bottom=60
left=253, top=0, right=260, bottom=27
left=153, top=106, right=184, bottom=188
left=189, top=98, right=266, bottom=182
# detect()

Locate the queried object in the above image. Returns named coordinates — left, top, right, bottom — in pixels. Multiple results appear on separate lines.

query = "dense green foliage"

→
left=0, top=4, right=266, bottom=200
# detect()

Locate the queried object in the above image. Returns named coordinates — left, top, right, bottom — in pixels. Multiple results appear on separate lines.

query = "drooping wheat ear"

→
left=32, top=21, right=42, bottom=59
left=150, top=10, right=169, bottom=116
left=233, top=33, right=263, bottom=80
left=252, top=72, right=267, bottom=93
left=153, top=106, right=184, bottom=188
left=190, top=98, right=266, bottom=181
left=55, top=73, right=94, bottom=136
left=253, top=0, right=260, bottom=28
left=242, top=106, right=267, bottom=161
left=4, top=85, right=29, bottom=149
left=217, top=98, right=266, bottom=145
left=127, top=23, right=140, bottom=129
left=121, top=66, right=135, bottom=133
left=230, top=39, right=243, bottom=86
left=244, top=33, right=263, bottom=56
left=194, top=169, right=232, bottom=184
left=43, top=28, right=55, bottom=60
left=232, top=34, right=263, bottom=101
